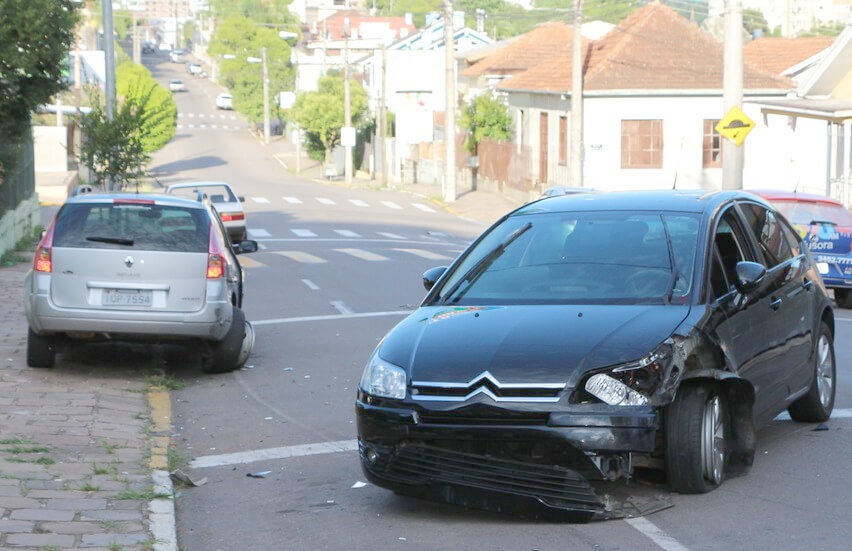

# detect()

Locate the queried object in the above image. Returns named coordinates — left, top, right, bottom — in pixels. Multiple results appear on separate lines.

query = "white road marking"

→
left=334, top=229, right=361, bottom=238
left=189, top=440, right=359, bottom=469
left=316, top=197, right=336, bottom=205
left=377, top=232, right=405, bottom=239
left=211, top=124, right=217, bottom=129
left=236, top=256, right=263, bottom=268
left=273, top=251, right=326, bottom=264
left=301, top=279, right=319, bottom=290
left=380, top=201, right=403, bottom=210
left=251, top=197, right=270, bottom=204
left=292, top=229, right=317, bottom=238
left=350, top=199, right=369, bottom=207
left=625, top=517, right=690, bottom=551
left=187, top=124, right=195, bottom=128
left=411, top=203, right=435, bottom=212
left=247, top=228, right=271, bottom=238
left=252, top=310, right=410, bottom=326
left=335, top=248, right=389, bottom=261
left=330, top=300, right=355, bottom=315
left=776, top=408, right=852, bottom=421
left=394, top=248, right=452, bottom=260
left=188, top=113, right=195, bottom=117
left=282, top=196, right=303, bottom=204
left=837, top=318, right=852, bottom=322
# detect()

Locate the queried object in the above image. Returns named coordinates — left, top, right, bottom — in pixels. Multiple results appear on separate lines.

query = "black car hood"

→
left=379, top=305, right=690, bottom=389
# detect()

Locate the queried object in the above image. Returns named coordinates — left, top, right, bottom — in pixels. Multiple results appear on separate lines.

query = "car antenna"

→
left=672, top=172, right=678, bottom=190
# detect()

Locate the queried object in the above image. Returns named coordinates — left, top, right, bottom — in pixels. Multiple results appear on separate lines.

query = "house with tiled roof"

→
left=491, top=1, right=795, bottom=194
left=744, top=36, right=835, bottom=77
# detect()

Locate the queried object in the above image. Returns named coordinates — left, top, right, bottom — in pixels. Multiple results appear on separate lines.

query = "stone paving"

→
left=0, top=257, right=173, bottom=551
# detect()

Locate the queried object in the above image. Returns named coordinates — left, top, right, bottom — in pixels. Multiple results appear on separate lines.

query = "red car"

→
left=748, top=189, right=852, bottom=308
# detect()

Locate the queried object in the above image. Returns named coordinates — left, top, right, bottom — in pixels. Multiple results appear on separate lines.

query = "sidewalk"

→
left=0, top=256, right=176, bottom=551
left=260, top=134, right=524, bottom=227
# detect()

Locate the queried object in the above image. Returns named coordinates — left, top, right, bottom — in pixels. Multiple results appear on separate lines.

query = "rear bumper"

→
left=356, top=397, right=658, bottom=515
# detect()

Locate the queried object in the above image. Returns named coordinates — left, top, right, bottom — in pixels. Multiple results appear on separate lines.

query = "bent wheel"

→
left=788, top=322, right=835, bottom=423
left=201, top=308, right=246, bottom=374
left=666, top=383, right=727, bottom=494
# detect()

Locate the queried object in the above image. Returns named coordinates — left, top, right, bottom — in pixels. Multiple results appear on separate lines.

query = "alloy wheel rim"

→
left=816, top=334, right=834, bottom=409
left=702, top=394, right=724, bottom=485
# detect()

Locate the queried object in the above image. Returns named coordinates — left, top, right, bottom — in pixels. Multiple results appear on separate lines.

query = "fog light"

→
left=365, top=447, right=379, bottom=464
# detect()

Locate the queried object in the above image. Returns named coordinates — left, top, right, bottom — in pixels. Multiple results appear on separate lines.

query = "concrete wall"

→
left=0, top=195, right=40, bottom=261
left=33, top=126, right=68, bottom=172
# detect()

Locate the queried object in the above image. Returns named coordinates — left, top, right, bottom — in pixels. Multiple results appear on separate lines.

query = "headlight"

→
left=359, top=352, right=407, bottom=400
left=582, top=343, right=672, bottom=406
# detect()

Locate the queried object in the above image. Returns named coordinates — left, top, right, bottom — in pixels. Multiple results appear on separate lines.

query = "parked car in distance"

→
left=748, top=189, right=852, bottom=308
left=187, top=62, right=203, bottom=75
left=539, top=185, right=600, bottom=198
left=165, top=181, right=247, bottom=242
left=169, top=79, right=185, bottom=92
left=142, top=42, right=155, bottom=54
left=169, top=48, right=188, bottom=63
left=357, top=190, right=835, bottom=520
left=24, top=193, right=259, bottom=373
left=215, top=93, right=233, bottom=110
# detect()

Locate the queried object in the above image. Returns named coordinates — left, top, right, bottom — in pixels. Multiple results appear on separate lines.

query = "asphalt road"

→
left=141, top=52, right=852, bottom=551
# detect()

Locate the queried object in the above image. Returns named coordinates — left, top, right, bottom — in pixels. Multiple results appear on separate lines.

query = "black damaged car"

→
left=356, top=190, right=836, bottom=519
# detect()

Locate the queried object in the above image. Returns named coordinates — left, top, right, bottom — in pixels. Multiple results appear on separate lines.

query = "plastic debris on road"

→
left=247, top=471, right=272, bottom=478
left=351, top=481, right=367, bottom=489
left=170, top=469, right=208, bottom=487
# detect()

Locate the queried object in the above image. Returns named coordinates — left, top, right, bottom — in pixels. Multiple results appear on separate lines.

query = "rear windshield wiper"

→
left=440, top=222, right=532, bottom=305
left=86, top=236, right=134, bottom=246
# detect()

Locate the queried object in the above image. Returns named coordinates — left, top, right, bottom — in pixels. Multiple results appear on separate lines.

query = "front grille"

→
left=382, top=443, right=603, bottom=512
left=418, top=411, right=549, bottom=426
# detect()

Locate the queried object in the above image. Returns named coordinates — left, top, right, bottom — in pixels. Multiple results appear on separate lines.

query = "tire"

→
left=788, top=322, right=835, bottom=423
left=201, top=308, right=246, bottom=374
left=834, top=289, right=852, bottom=309
left=27, top=328, right=56, bottom=368
left=665, top=383, right=728, bottom=494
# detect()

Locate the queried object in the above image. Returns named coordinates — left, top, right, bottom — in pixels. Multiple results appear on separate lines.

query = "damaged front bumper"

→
left=356, top=396, right=669, bottom=519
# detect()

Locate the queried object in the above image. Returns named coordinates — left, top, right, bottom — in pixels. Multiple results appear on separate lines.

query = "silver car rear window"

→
left=53, top=203, right=210, bottom=252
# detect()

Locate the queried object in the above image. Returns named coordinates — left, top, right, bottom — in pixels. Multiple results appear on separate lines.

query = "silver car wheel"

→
left=702, top=394, right=724, bottom=485
left=237, top=320, right=255, bottom=368
left=816, top=334, right=834, bottom=409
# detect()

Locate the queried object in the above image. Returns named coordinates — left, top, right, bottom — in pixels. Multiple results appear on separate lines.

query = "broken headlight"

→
left=581, top=343, right=672, bottom=406
left=359, top=351, right=407, bottom=400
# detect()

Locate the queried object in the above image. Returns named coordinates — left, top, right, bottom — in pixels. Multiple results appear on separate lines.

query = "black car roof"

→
left=518, top=189, right=769, bottom=216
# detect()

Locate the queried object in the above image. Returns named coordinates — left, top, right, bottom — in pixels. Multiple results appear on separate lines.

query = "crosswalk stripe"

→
left=283, top=197, right=303, bottom=204
left=350, top=199, right=369, bottom=207
left=411, top=203, right=435, bottom=212
left=248, top=228, right=271, bottom=238
left=292, top=229, right=317, bottom=237
left=394, top=248, right=452, bottom=260
left=316, top=197, right=336, bottom=205
left=251, top=197, right=270, bottom=204
left=236, top=256, right=264, bottom=268
left=377, top=232, right=405, bottom=239
left=301, top=279, right=320, bottom=290
left=334, top=248, right=390, bottom=261
left=380, top=201, right=403, bottom=210
left=335, top=230, right=361, bottom=238
left=273, top=251, right=326, bottom=264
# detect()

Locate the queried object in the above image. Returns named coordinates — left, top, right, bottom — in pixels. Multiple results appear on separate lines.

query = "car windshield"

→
left=53, top=202, right=210, bottom=252
left=169, top=185, right=236, bottom=203
left=771, top=199, right=852, bottom=227
left=431, top=211, right=700, bottom=305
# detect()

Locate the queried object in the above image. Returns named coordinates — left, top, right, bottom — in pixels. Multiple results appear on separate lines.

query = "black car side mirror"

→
left=422, top=266, right=448, bottom=291
left=233, top=240, right=259, bottom=255
left=734, top=261, right=767, bottom=294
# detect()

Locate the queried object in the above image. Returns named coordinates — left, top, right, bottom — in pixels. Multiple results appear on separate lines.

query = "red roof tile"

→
left=744, top=36, right=835, bottom=75
left=461, top=21, right=574, bottom=77
left=499, top=2, right=792, bottom=94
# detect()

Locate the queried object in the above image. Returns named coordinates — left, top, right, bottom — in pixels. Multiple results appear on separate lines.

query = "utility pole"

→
left=103, top=0, right=117, bottom=190
left=442, top=0, right=457, bottom=202
left=570, top=0, right=584, bottom=188
left=379, top=44, right=387, bottom=187
left=722, top=0, right=744, bottom=189
left=262, top=47, right=270, bottom=144
left=344, top=18, right=353, bottom=185
left=132, top=11, right=140, bottom=64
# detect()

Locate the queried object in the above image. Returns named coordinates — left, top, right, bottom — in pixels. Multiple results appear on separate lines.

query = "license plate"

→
left=103, top=289, right=152, bottom=306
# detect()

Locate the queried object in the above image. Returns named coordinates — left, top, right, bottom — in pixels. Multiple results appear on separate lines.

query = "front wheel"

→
left=665, top=383, right=728, bottom=494
left=788, top=322, right=835, bottom=423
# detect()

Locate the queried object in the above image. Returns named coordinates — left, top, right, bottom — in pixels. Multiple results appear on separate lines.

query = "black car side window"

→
left=710, top=211, right=748, bottom=298
left=739, top=204, right=794, bottom=268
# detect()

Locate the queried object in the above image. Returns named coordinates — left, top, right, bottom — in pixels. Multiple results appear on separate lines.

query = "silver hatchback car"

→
left=24, top=193, right=258, bottom=373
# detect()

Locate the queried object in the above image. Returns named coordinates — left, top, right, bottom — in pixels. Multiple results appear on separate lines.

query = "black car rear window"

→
left=53, top=202, right=210, bottom=252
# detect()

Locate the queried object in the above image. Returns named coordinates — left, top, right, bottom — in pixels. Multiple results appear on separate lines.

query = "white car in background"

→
left=166, top=181, right=247, bottom=242
left=215, top=93, right=233, bottom=110
left=169, top=79, right=185, bottom=92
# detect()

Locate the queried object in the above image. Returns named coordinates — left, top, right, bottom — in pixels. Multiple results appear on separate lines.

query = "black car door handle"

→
left=770, top=297, right=783, bottom=310
left=803, top=279, right=813, bottom=291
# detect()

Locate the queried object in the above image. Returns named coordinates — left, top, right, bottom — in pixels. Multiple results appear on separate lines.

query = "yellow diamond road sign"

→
left=715, top=106, right=755, bottom=146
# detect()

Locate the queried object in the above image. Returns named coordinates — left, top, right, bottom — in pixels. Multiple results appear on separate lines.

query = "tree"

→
left=460, top=93, right=512, bottom=154
left=289, top=72, right=369, bottom=162
left=743, top=8, right=769, bottom=38
left=77, top=86, right=151, bottom=189
left=116, top=60, right=177, bottom=152
left=208, top=14, right=297, bottom=122
left=0, top=0, right=80, bottom=138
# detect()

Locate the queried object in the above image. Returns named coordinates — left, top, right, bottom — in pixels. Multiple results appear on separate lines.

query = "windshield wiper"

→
left=86, top=236, right=134, bottom=246
left=440, top=222, right=532, bottom=304
left=660, top=216, right=681, bottom=304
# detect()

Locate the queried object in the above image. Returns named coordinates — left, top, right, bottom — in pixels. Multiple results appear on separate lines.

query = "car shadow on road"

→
left=148, top=155, right=228, bottom=178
